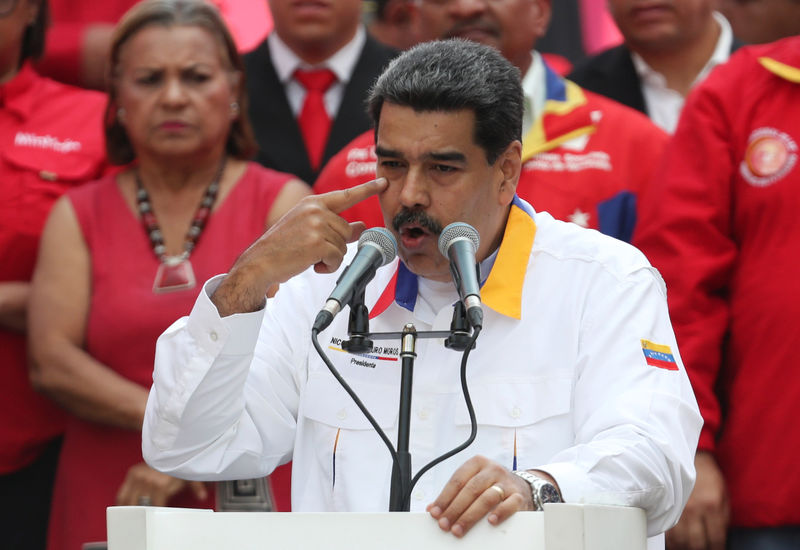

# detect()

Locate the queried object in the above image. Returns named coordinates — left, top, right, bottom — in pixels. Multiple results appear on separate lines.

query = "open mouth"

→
left=399, top=224, right=432, bottom=250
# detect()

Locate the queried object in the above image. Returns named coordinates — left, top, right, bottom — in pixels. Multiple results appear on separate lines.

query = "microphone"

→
left=313, top=227, right=397, bottom=332
left=438, top=222, right=483, bottom=329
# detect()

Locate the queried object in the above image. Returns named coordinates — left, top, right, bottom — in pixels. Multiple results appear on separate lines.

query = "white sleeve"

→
left=142, top=275, right=307, bottom=481
left=537, top=266, right=702, bottom=536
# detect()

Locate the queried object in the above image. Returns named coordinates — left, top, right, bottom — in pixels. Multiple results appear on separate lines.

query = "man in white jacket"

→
left=143, top=39, right=701, bottom=542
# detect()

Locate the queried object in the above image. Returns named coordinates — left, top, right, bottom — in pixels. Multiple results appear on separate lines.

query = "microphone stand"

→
left=389, top=324, right=416, bottom=511
left=341, top=298, right=477, bottom=511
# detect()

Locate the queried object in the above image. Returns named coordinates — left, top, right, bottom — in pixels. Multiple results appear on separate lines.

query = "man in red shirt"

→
left=635, top=36, right=800, bottom=550
left=315, top=0, right=667, bottom=243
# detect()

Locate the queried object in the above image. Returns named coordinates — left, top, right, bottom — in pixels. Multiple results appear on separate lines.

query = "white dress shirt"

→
left=268, top=25, right=367, bottom=118
left=521, top=51, right=547, bottom=137
left=631, top=11, right=733, bottom=134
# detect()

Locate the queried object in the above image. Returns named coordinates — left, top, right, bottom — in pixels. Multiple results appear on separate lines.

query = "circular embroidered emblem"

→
left=740, top=127, right=797, bottom=187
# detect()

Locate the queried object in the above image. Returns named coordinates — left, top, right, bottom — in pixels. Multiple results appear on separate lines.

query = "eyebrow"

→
left=427, top=151, right=467, bottom=163
left=375, top=145, right=402, bottom=158
left=375, top=145, right=467, bottom=164
left=130, top=62, right=214, bottom=73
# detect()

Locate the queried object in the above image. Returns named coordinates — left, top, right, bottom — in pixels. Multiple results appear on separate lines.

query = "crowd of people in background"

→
left=1, top=0, right=799, bottom=549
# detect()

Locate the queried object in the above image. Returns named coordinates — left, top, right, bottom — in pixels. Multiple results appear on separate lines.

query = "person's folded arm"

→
left=28, top=196, right=149, bottom=430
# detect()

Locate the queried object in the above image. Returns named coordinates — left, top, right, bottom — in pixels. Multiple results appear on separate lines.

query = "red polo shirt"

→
left=0, top=64, right=108, bottom=473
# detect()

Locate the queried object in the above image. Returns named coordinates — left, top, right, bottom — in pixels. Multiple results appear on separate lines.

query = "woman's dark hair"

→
left=19, top=0, right=49, bottom=65
left=104, top=0, right=257, bottom=165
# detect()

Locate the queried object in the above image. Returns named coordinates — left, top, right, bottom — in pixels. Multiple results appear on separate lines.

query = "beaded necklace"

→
left=135, top=157, right=226, bottom=293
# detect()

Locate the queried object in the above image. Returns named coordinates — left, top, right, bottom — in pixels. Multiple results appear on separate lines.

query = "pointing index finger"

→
left=320, top=177, right=388, bottom=214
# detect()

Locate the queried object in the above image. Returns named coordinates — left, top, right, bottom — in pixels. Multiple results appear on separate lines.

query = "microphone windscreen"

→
left=438, top=222, right=480, bottom=257
left=358, top=227, right=398, bottom=267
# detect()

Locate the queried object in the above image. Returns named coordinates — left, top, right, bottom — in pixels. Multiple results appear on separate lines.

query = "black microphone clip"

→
left=444, top=300, right=477, bottom=351
left=341, top=288, right=374, bottom=354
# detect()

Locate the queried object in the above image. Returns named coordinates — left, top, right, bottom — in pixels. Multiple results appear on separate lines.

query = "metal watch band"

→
left=512, top=470, right=562, bottom=511
left=512, top=470, right=542, bottom=510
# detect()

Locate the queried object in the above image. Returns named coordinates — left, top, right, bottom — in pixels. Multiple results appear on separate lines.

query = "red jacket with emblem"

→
left=0, top=64, right=108, bottom=473
left=314, top=63, right=668, bottom=243
left=634, top=36, right=800, bottom=528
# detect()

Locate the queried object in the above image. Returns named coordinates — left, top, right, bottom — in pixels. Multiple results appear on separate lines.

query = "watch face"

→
left=539, top=484, right=562, bottom=504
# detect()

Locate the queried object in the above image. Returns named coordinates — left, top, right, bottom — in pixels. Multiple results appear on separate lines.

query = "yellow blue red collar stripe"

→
left=369, top=261, right=416, bottom=319
left=368, top=196, right=537, bottom=320
left=521, top=63, right=595, bottom=162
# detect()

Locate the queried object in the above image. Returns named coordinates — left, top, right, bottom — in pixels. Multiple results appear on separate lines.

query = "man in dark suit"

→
left=569, top=0, right=738, bottom=134
left=244, top=0, right=396, bottom=186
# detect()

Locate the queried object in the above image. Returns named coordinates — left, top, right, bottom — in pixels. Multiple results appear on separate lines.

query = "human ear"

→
left=496, top=140, right=521, bottom=205
left=531, top=0, right=553, bottom=40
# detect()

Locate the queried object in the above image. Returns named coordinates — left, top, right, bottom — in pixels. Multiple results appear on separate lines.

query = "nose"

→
left=161, top=76, right=188, bottom=107
left=397, top=166, right=431, bottom=210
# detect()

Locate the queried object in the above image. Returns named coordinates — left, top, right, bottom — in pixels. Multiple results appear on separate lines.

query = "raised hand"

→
left=212, top=178, right=388, bottom=316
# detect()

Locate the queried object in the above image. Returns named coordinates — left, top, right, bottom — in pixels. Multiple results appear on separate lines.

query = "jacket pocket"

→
left=454, top=375, right=573, bottom=427
left=302, top=373, right=399, bottom=430
left=300, top=374, right=399, bottom=509
left=2, top=145, right=104, bottom=199
left=453, top=374, right=574, bottom=469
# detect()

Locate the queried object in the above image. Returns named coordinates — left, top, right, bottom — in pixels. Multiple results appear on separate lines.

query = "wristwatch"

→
left=513, top=470, right=563, bottom=511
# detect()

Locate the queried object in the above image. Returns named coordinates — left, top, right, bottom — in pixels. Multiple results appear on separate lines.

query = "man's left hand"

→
left=427, top=455, right=535, bottom=537
left=116, top=462, right=208, bottom=507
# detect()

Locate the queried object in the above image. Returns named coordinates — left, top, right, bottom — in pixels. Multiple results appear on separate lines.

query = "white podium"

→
left=107, top=504, right=646, bottom=550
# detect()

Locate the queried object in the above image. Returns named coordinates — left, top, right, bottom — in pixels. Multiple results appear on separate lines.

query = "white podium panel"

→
left=107, top=504, right=646, bottom=550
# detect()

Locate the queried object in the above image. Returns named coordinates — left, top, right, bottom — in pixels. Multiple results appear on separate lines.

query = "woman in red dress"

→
left=27, top=2, right=308, bottom=549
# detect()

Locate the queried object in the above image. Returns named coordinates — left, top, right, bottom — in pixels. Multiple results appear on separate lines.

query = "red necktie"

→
left=294, top=68, right=337, bottom=171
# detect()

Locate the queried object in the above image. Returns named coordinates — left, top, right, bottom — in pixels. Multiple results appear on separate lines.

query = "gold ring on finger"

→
left=489, top=484, right=505, bottom=500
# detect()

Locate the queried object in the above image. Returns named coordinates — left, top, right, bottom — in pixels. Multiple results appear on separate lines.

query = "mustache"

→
left=392, top=209, right=444, bottom=235
left=444, top=18, right=501, bottom=40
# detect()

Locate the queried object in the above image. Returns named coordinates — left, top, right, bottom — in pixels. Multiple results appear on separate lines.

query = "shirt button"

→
left=209, top=331, right=218, bottom=342
left=511, top=406, right=522, bottom=419
left=413, top=489, right=425, bottom=501
left=418, top=408, right=429, bottom=420
left=337, top=409, right=347, bottom=420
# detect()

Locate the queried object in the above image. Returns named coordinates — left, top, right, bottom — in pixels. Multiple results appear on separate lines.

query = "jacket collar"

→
left=369, top=196, right=537, bottom=321
left=0, top=63, right=38, bottom=117
left=521, top=63, right=597, bottom=162
left=759, top=56, right=800, bottom=83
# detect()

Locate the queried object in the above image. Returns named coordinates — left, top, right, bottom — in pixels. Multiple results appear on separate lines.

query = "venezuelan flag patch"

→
left=641, top=340, right=679, bottom=371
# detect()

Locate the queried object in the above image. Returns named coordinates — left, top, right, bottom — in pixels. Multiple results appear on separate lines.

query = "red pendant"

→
left=153, top=257, right=196, bottom=293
